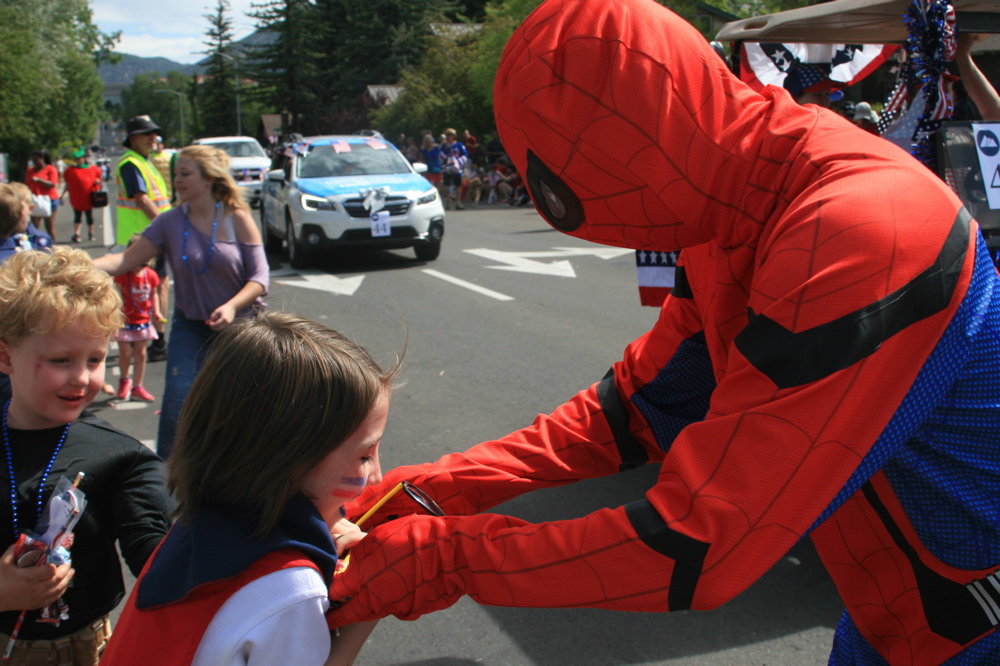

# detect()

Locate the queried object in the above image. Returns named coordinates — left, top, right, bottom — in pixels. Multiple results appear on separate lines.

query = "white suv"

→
left=192, top=136, right=271, bottom=207
left=260, top=135, right=445, bottom=268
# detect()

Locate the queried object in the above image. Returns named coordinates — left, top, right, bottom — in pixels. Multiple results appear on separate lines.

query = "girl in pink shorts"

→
left=113, top=234, right=163, bottom=401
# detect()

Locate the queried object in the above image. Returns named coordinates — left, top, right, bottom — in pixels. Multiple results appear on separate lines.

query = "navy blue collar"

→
left=137, top=493, right=338, bottom=609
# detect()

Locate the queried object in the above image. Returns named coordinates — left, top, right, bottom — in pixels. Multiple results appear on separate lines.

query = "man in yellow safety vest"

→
left=116, top=115, right=172, bottom=361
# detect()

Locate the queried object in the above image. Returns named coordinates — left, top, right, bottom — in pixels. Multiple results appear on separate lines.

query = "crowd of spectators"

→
left=398, top=127, right=535, bottom=209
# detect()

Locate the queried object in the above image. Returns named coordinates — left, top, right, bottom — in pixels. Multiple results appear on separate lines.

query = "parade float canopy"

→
left=716, top=0, right=1000, bottom=44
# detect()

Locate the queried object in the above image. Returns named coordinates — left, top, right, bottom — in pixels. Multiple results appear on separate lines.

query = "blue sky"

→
left=91, top=0, right=258, bottom=64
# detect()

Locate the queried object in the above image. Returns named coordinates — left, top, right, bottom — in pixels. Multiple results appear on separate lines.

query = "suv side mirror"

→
left=267, top=169, right=286, bottom=182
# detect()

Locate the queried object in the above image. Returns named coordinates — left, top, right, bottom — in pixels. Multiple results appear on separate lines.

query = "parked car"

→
left=260, top=135, right=445, bottom=268
left=192, top=136, right=271, bottom=207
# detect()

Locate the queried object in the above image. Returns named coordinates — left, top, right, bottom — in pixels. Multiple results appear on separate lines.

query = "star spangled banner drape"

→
left=739, top=42, right=899, bottom=93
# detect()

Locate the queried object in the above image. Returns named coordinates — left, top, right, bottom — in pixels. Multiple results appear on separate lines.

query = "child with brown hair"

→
left=0, top=247, right=171, bottom=664
left=112, top=234, right=162, bottom=402
left=102, top=311, right=400, bottom=665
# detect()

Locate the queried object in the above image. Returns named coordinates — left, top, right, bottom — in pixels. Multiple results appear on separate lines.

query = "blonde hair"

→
left=0, top=247, right=124, bottom=345
left=0, top=184, right=21, bottom=238
left=179, top=144, right=248, bottom=213
left=9, top=182, right=31, bottom=209
left=169, top=311, right=404, bottom=537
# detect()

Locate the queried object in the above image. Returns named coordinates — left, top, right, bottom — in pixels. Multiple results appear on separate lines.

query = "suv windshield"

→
left=208, top=141, right=267, bottom=158
left=297, top=143, right=411, bottom=179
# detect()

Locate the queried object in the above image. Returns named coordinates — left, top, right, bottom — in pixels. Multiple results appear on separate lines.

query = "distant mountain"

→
left=98, top=53, right=202, bottom=85
left=100, top=30, right=277, bottom=86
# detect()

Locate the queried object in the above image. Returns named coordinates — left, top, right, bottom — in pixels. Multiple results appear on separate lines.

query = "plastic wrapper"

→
left=3, top=473, right=86, bottom=659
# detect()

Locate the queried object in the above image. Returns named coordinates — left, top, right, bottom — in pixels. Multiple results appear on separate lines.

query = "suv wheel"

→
left=286, top=215, right=310, bottom=269
left=414, top=222, right=443, bottom=261
left=263, top=205, right=282, bottom=253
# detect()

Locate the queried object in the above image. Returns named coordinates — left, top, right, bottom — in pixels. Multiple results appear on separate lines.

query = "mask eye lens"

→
left=539, top=181, right=566, bottom=219
left=525, top=151, right=583, bottom=232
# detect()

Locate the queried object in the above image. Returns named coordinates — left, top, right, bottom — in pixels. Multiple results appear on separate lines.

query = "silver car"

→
left=260, top=135, right=445, bottom=268
left=192, top=136, right=271, bottom=207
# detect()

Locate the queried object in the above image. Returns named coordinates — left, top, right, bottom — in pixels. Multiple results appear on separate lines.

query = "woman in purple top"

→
left=95, top=145, right=268, bottom=458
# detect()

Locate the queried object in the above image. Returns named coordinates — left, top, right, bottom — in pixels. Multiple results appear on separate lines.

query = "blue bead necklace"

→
left=181, top=201, right=220, bottom=274
left=2, top=400, right=71, bottom=536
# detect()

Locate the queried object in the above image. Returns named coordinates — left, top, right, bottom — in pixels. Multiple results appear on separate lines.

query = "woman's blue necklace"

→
left=2, top=400, right=71, bottom=536
left=182, top=201, right=220, bottom=275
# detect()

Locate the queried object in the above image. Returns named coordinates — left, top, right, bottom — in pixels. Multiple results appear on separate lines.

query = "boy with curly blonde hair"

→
left=0, top=247, right=171, bottom=664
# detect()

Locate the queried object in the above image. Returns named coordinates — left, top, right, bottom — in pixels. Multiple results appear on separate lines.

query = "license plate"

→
left=371, top=211, right=391, bottom=237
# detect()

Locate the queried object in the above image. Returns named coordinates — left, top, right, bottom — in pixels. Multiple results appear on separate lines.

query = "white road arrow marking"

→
left=276, top=268, right=365, bottom=296
left=464, top=246, right=632, bottom=277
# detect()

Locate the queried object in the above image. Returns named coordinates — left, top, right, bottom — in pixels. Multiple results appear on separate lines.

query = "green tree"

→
left=247, top=0, right=319, bottom=134
left=315, top=0, right=454, bottom=113
left=467, top=0, right=542, bottom=108
left=0, top=0, right=117, bottom=175
left=198, top=0, right=241, bottom=137
left=121, top=72, right=194, bottom=147
left=373, top=30, right=491, bottom=141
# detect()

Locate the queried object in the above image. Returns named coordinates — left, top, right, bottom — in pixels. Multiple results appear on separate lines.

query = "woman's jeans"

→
left=156, top=311, right=217, bottom=459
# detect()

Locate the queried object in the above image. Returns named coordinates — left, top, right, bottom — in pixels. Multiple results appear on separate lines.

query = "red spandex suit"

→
left=328, top=0, right=1000, bottom=662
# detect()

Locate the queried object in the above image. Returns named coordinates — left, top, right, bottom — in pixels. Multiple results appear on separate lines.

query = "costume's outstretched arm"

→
left=345, top=295, right=708, bottom=525
left=328, top=506, right=677, bottom=626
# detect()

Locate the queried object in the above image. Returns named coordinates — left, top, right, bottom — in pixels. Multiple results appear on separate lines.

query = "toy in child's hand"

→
left=3, top=473, right=87, bottom=660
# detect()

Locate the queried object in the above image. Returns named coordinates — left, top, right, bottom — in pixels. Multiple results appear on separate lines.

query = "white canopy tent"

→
left=715, top=0, right=1000, bottom=45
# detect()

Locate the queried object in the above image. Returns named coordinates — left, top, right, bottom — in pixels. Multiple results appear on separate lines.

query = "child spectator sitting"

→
left=459, top=160, right=483, bottom=208
left=113, top=234, right=163, bottom=403
left=0, top=183, right=53, bottom=264
left=487, top=163, right=513, bottom=204
left=0, top=247, right=171, bottom=664
left=0, top=183, right=54, bottom=405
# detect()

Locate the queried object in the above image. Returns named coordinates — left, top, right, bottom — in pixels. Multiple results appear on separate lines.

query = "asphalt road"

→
left=58, top=176, right=845, bottom=664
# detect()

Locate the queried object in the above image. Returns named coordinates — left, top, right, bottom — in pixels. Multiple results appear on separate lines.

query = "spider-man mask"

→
left=494, top=0, right=813, bottom=252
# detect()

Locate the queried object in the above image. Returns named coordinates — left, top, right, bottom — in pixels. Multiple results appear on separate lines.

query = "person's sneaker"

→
left=147, top=338, right=167, bottom=362
left=87, top=231, right=94, bottom=241
left=131, top=385, right=155, bottom=402
left=116, top=377, right=132, bottom=400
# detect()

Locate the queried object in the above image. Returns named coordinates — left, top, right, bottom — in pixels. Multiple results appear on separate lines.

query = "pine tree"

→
left=199, top=0, right=240, bottom=137
left=246, top=0, right=319, bottom=135
left=314, top=0, right=455, bottom=113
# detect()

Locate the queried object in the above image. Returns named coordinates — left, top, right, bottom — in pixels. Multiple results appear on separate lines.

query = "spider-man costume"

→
left=327, top=0, right=1000, bottom=662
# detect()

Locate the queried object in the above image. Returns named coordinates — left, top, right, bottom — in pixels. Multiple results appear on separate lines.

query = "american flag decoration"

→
left=333, top=140, right=352, bottom=154
left=740, top=42, right=898, bottom=96
left=636, top=250, right=678, bottom=307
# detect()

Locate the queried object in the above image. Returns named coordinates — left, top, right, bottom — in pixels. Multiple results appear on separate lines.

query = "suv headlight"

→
left=416, top=189, right=438, bottom=205
left=301, top=194, right=334, bottom=211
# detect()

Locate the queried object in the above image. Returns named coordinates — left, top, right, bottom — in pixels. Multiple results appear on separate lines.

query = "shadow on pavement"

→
left=478, top=467, right=843, bottom=664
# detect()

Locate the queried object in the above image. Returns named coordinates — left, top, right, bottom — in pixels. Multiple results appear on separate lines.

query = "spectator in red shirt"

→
left=62, top=149, right=104, bottom=243
left=463, top=129, right=479, bottom=163
left=25, top=150, right=59, bottom=241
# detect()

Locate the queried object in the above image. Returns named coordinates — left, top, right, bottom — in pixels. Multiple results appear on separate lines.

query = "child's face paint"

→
left=328, top=476, right=367, bottom=499
left=301, top=392, right=388, bottom=528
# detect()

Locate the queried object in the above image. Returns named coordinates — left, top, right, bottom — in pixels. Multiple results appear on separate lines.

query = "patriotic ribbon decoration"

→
left=881, top=0, right=956, bottom=168
left=740, top=42, right=898, bottom=96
